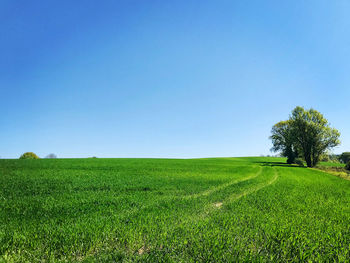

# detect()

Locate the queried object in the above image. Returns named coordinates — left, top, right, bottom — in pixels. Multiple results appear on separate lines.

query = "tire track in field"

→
left=195, top=166, right=278, bottom=220
left=223, top=166, right=279, bottom=206
left=71, top=166, right=265, bottom=261
left=183, top=166, right=263, bottom=200
left=156, top=166, right=275, bottom=238
left=153, top=166, right=279, bottom=258
left=121, top=166, right=263, bottom=219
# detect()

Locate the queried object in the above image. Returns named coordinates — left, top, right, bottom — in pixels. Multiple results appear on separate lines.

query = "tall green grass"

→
left=0, top=157, right=349, bottom=262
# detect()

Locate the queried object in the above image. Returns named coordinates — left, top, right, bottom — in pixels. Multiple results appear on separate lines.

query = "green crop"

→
left=0, top=157, right=349, bottom=262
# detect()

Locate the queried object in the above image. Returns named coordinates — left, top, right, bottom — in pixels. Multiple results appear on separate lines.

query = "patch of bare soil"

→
left=214, top=202, right=223, bottom=208
left=138, top=246, right=149, bottom=255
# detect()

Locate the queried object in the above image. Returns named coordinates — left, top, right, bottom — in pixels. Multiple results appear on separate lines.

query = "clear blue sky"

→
left=1, top=0, right=349, bottom=158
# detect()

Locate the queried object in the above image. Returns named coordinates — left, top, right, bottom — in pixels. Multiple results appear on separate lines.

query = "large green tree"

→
left=270, top=106, right=340, bottom=167
left=270, top=120, right=298, bottom=164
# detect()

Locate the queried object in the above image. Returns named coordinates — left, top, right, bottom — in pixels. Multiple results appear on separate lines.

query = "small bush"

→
left=339, top=152, right=350, bottom=164
left=320, top=154, right=330, bottom=162
left=45, top=153, right=57, bottom=159
left=295, top=158, right=304, bottom=167
left=345, top=161, right=350, bottom=171
left=328, top=154, right=340, bottom=163
left=19, top=152, right=39, bottom=159
left=286, top=157, right=294, bottom=164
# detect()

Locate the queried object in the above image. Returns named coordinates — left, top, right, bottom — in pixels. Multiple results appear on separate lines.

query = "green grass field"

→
left=0, top=157, right=349, bottom=262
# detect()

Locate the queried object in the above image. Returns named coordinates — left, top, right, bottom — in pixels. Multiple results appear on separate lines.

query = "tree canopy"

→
left=19, top=152, right=40, bottom=159
left=270, top=106, right=340, bottom=167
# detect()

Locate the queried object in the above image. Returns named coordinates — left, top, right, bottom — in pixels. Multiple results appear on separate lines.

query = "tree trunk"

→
left=305, top=155, right=312, bottom=167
